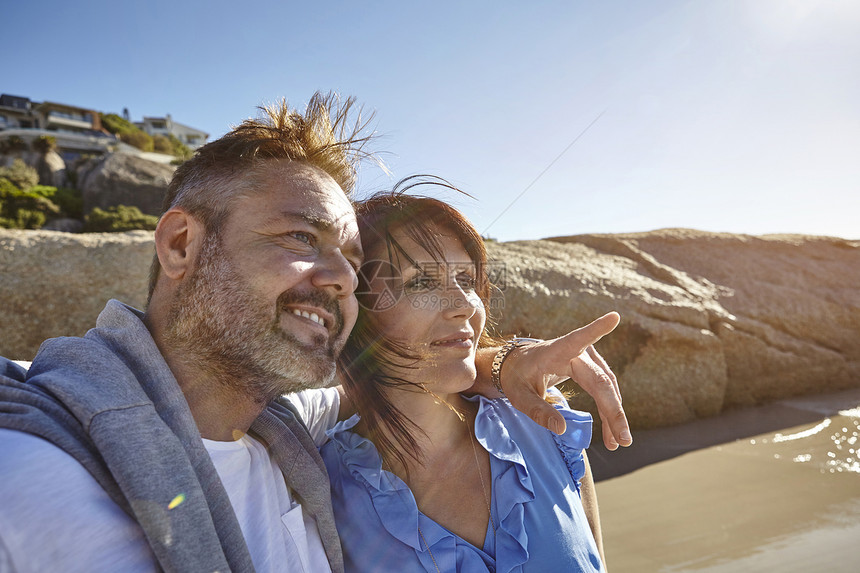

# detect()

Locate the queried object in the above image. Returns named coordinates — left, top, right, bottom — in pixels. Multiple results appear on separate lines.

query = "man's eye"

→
left=289, top=232, right=314, bottom=245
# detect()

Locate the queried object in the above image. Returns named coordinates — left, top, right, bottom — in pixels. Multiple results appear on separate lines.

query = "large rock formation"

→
left=487, top=230, right=860, bottom=428
left=1, top=228, right=858, bottom=430
left=79, top=152, right=175, bottom=215
left=0, top=230, right=153, bottom=359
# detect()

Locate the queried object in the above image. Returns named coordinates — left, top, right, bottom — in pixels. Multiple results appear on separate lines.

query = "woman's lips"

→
left=430, top=333, right=474, bottom=348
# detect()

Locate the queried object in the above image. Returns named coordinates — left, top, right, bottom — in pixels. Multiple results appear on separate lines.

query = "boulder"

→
left=35, top=150, right=66, bottom=187
left=0, top=229, right=153, bottom=360
left=487, top=229, right=860, bottom=429
left=2, top=227, right=858, bottom=431
left=80, top=152, right=175, bottom=216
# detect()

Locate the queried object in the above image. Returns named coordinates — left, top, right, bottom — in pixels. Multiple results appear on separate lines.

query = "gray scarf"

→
left=0, top=300, right=343, bottom=573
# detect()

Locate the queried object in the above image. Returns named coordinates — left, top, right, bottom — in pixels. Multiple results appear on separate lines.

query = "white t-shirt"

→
left=284, top=387, right=342, bottom=447
left=203, top=435, right=331, bottom=573
left=0, top=387, right=342, bottom=572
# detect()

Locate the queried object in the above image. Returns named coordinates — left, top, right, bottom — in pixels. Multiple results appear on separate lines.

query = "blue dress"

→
left=320, top=390, right=605, bottom=572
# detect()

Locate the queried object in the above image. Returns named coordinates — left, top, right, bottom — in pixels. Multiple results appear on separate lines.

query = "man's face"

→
left=165, top=161, right=361, bottom=401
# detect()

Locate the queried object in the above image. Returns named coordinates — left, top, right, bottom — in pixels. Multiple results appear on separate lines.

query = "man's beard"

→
left=163, top=233, right=346, bottom=404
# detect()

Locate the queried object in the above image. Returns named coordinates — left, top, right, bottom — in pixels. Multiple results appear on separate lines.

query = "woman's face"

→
left=364, top=226, right=486, bottom=393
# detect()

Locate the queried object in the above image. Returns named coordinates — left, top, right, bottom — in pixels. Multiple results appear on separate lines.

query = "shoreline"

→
left=593, top=388, right=860, bottom=571
left=588, top=388, right=860, bottom=481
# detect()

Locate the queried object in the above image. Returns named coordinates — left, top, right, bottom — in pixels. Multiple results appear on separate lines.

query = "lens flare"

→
left=168, top=493, right=186, bottom=510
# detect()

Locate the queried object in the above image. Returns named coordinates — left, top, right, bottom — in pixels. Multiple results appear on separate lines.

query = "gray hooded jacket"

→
left=0, top=300, right=343, bottom=573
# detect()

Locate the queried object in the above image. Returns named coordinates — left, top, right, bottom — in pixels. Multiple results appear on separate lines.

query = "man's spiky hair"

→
left=148, top=92, right=378, bottom=300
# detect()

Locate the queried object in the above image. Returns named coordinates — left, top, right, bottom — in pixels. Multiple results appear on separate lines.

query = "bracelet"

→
left=490, top=337, right=541, bottom=394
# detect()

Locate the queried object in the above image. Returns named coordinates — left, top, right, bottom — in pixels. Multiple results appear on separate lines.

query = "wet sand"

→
left=591, top=388, right=860, bottom=572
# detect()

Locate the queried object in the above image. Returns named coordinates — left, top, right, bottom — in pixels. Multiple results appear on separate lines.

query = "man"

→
left=0, top=93, right=629, bottom=572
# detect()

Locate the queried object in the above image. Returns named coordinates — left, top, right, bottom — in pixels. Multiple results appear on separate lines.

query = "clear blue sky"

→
left=6, top=0, right=859, bottom=240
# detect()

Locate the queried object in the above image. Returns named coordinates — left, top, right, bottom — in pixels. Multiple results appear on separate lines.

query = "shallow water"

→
left=595, top=389, right=860, bottom=572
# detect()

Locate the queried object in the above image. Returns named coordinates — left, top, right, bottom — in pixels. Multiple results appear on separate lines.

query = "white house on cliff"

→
left=0, top=93, right=209, bottom=162
left=136, top=114, right=208, bottom=150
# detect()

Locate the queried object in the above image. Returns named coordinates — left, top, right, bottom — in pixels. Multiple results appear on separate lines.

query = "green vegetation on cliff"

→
left=100, top=113, right=154, bottom=152
left=82, top=205, right=158, bottom=232
left=100, top=114, right=191, bottom=159
left=0, top=159, right=39, bottom=191
left=0, top=178, right=61, bottom=230
left=0, top=160, right=154, bottom=232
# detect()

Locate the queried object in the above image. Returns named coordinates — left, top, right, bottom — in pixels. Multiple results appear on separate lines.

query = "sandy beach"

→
left=592, top=388, right=860, bottom=572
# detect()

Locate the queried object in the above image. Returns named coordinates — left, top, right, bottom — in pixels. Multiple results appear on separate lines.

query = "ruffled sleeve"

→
left=546, top=387, right=593, bottom=487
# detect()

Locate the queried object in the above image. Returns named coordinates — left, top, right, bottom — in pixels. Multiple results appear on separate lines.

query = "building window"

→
left=49, top=110, right=91, bottom=123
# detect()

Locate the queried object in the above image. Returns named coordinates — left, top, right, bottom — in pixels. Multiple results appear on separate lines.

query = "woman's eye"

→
left=406, top=276, right=437, bottom=291
left=456, top=275, right=477, bottom=290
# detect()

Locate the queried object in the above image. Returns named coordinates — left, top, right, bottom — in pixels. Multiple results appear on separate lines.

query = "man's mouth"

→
left=289, top=308, right=326, bottom=329
left=276, top=288, right=344, bottom=340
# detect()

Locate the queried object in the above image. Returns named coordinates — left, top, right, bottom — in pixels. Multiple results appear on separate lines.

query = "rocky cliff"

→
left=488, top=229, right=860, bottom=428
left=2, top=228, right=858, bottom=430
left=0, top=230, right=153, bottom=359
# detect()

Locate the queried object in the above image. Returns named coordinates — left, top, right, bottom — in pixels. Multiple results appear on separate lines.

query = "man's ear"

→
left=154, top=208, right=205, bottom=280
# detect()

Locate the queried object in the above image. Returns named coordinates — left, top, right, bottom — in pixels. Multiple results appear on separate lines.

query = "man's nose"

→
left=311, top=250, right=359, bottom=296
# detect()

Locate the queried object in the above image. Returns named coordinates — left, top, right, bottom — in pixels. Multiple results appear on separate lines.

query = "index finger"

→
left=551, top=312, right=620, bottom=365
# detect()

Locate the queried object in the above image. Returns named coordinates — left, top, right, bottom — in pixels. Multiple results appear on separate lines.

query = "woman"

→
left=320, top=177, right=606, bottom=572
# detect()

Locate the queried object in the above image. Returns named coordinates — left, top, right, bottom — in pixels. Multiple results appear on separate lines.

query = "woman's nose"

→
left=442, top=284, right=479, bottom=320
